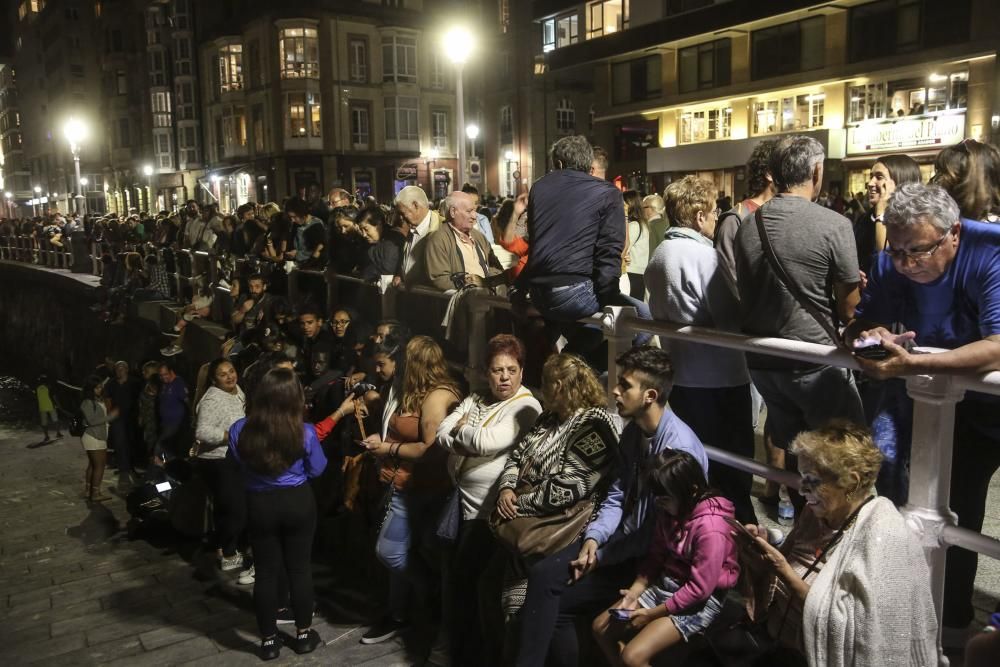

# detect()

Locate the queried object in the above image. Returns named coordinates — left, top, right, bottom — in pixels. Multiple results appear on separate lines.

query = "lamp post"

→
left=442, top=26, right=475, bottom=189
left=63, top=118, right=89, bottom=215
left=33, top=185, right=41, bottom=217
left=4, top=192, right=12, bottom=218
left=425, top=147, right=439, bottom=197
left=143, top=164, right=154, bottom=212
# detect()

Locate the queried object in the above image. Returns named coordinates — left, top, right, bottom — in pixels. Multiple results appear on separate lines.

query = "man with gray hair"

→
left=517, top=135, right=649, bottom=365
left=846, top=182, right=1000, bottom=644
left=423, top=190, right=501, bottom=290
left=642, top=194, right=667, bottom=255
left=734, top=134, right=864, bottom=453
left=394, top=185, right=441, bottom=285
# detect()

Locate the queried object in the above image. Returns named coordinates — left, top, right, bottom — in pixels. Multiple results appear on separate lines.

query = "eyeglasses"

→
left=332, top=319, right=350, bottom=325
left=885, top=229, right=952, bottom=263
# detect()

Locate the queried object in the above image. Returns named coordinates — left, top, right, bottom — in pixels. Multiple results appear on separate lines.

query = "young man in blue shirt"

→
left=514, top=347, right=706, bottom=667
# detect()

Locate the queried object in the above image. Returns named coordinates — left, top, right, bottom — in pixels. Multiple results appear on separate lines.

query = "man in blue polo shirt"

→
left=846, top=182, right=1000, bottom=646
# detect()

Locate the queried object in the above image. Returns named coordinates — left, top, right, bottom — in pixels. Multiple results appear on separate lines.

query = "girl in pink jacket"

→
left=592, top=450, right=740, bottom=667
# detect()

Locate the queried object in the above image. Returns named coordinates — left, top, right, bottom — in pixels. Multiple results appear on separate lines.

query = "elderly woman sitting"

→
left=739, top=420, right=938, bottom=667
left=436, top=334, right=543, bottom=666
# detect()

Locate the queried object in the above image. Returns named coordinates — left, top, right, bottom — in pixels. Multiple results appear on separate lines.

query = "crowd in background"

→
left=6, top=134, right=1000, bottom=666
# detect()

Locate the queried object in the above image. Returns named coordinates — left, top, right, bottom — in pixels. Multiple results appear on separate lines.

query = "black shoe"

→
left=291, top=628, right=322, bottom=655
left=360, top=616, right=408, bottom=644
left=259, top=636, right=281, bottom=661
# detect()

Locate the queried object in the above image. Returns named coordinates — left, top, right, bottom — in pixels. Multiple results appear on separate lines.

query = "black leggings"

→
left=247, top=484, right=317, bottom=637
left=197, top=457, right=246, bottom=557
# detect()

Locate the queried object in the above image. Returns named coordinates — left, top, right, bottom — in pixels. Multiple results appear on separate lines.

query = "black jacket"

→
left=517, top=169, right=625, bottom=302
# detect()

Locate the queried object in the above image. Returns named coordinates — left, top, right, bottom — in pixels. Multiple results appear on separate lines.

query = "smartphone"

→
left=608, top=608, right=632, bottom=621
left=853, top=341, right=890, bottom=360
left=724, top=516, right=759, bottom=541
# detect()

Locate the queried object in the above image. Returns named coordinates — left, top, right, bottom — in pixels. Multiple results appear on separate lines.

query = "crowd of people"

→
left=7, top=133, right=1000, bottom=666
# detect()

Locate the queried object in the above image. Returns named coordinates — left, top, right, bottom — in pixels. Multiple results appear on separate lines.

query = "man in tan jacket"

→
left=423, top=191, right=502, bottom=291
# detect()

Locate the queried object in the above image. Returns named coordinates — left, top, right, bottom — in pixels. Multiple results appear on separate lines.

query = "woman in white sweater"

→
left=436, top=334, right=542, bottom=666
left=644, top=174, right=757, bottom=525
left=194, top=358, right=247, bottom=571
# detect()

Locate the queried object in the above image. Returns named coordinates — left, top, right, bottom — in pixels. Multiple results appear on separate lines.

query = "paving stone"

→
left=22, top=632, right=87, bottom=663
left=105, top=636, right=219, bottom=667
left=139, top=624, right=201, bottom=650
left=85, top=619, right=161, bottom=646
left=48, top=635, right=145, bottom=666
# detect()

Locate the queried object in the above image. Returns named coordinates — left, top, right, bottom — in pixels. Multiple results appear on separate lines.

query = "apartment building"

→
left=535, top=0, right=1000, bottom=198
left=196, top=0, right=462, bottom=208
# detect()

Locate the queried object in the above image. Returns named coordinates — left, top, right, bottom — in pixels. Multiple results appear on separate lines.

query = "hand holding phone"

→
left=608, top=608, right=632, bottom=621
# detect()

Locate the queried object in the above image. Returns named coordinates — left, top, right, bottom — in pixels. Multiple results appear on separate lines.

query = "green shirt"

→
left=37, top=385, right=55, bottom=412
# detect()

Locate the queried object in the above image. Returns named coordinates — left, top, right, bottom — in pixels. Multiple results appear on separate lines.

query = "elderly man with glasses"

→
left=845, top=181, right=1000, bottom=649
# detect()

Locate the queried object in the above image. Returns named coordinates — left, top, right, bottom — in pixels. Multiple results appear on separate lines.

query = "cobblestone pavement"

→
left=2, top=419, right=999, bottom=666
left=0, top=423, right=413, bottom=666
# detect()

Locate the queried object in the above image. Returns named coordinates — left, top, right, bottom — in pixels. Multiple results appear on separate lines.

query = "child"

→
left=592, top=450, right=740, bottom=667
left=36, top=375, right=63, bottom=442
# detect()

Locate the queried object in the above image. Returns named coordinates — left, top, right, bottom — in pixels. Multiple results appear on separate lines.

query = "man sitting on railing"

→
left=844, top=181, right=1000, bottom=648
left=733, top=134, right=865, bottom=460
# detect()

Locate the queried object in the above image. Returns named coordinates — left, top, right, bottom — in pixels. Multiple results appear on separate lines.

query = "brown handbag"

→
left=489, top=482, right=595, bottom=559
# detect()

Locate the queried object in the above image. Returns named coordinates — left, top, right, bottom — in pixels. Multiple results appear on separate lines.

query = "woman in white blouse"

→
left=436, top=334, right=542, bottom=666
left=194, top=358, right=247, bottom=571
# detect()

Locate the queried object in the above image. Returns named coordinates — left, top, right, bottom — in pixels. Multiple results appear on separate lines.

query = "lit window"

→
left=219, top=44, right=243, bottom=93
left=751, top=93, right=824, bottom=135
left=287, top=93, right=321, bottom=138
left=542, top=13, right=578, bottom=52
left=587, top=0, right=629, bottom=39
left=279, top=26, right=319, bottom=79
left=351, top=106, right=370, bottom=149
left=679, top=106, right=731, bottom=144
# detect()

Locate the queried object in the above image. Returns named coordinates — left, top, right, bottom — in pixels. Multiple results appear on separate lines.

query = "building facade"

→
left=196, top=0, right=462, bottom=208
left=535, top=0, right=1000, bottom=198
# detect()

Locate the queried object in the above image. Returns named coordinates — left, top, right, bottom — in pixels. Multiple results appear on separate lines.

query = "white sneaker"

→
left=160, top=344, right=182, bottom=356
left=237, top=565, right=255, bottom=585
left=220, top=553, right=244, bottom=571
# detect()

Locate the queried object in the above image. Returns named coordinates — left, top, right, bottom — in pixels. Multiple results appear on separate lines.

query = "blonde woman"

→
left=360, top=335, right=462, bottom=644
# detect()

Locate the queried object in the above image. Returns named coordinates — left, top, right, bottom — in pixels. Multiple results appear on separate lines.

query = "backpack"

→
left=68, top=399, right=90, bottom=437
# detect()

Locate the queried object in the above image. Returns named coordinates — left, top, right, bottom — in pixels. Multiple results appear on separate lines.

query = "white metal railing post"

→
left=601, top=305, right=633, bottom=411
left=900, top=374, right=964, bottom=667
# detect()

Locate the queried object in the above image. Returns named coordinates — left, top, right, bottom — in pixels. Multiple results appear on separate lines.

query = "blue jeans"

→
left=530, top=281, right=652, bottom=365
left=375, top=488, right=441, bottom=620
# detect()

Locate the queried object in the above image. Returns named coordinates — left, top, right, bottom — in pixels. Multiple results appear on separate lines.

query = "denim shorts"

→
left=638, top=574, right=726, bottom=641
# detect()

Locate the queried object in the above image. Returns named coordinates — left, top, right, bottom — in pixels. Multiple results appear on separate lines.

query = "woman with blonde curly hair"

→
left=738, top=420, right=938, bottom=667
left=493, top=354, right=620, bottom=655
left=360, top=335, right=462, bottom=645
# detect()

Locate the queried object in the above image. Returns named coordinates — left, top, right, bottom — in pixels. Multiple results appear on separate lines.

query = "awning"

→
left=197, top=164, right=254, bottom=182
left=647, top=129, right=843, bottom=173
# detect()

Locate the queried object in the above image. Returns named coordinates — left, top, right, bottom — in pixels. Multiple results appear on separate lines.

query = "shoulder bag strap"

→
left=754, top=207, right=847, bottom=350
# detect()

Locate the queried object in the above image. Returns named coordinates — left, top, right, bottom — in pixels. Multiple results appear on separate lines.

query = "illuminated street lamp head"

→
left=210, top=174, right=221, bottom=184
left=428, top=148, right=439, bottom=160
left=4, top=192, right=11, bottom=199
left=466, top=124, right=480, bottom=141
left=143, top=164, right=154, bottom=177
left=442, top=26, right=475, bottom=65
left=504, top=150, right=515, bottom=161
left=79, top=177, right=88, bottom=187
left=33, top=185, right=42, bottom=194
left=63, top=117, right=89, bottom=147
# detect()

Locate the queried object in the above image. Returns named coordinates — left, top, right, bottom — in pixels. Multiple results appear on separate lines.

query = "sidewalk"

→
left=0, top=422, right=411, bottom=666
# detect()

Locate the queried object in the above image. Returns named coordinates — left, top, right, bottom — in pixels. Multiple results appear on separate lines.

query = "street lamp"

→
left=466, top=123, right=479, bottom=156
left=63, top=117, right=89, bottom=215
left=143, top=164, right=154, bottom=212
left=4, top=191, right=12, bottom=218
left=442, top=26, right=476, bottom=189
left=425, top=148, right=439, bottom=196
left=33, top=185, right=41, bottom=216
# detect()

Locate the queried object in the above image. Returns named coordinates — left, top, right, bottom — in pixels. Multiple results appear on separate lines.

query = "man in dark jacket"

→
left=517, top=135, right=649, bottom=365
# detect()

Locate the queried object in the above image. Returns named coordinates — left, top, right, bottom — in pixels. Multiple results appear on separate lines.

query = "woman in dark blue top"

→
left=228, top=367, right=327, bottom=661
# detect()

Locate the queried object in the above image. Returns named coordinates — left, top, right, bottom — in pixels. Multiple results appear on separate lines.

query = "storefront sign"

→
left=396, top=163, right=419, bottom=181
left=847, top=114, right=965, bottom=155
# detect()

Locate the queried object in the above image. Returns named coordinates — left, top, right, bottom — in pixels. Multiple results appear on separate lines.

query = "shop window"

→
left=349, top=38, right=368, bottom=83
left=615, top=119, right=657, bottom=161
left=286, top=92, right=321, bottom=138
left=542, top=13, right=578, bottom=52
left=382, top=35, right=417, bottom=84
left=751, top=17, right=824, bottom=80
left=751, top=93, right=824, bottom=135
left=219, top=44, right=243, bottom=93
left=679, top=106, right=731, bottom=144
left=555, top=98, right=575, bottom=134
left=279, top=26, right=319, bottom=79
left=586, top=0, right=629, bottom=39
left=385, top=96, right=419, bottom=142
left=848, top=71, right=968, bottom=123
left=678, top=39, right=730, bottom=93
left=351, top=105, right=370, bottom=149
left=431, top=110, right=449, bottom=149
left=612, top=55, right=661, bottom=105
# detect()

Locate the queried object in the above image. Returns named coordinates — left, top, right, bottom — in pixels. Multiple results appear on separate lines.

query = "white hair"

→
left=642, top=194, right=665, bottom=216
left=884, top=183, right=961, bottom=233
left=394, top=185, right=429, bottom=209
